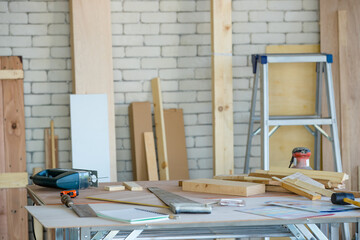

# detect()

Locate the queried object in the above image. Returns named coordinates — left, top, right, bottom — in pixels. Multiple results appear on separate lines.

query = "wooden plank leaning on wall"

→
left=211, top=0, right=234, bottom=176
left=69, top=0, right=117, bottom=181
left=0, top=56, right=28, bottom=240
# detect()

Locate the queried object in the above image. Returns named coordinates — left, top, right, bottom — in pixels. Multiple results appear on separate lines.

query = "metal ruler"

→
left=147, top=187, right=211, bottom=214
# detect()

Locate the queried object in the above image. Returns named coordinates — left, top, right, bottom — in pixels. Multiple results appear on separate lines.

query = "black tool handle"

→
left=61, top=194, right=74, bottom=208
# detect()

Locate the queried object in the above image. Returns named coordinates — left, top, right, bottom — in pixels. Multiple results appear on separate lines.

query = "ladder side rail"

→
left=261, top=62, right=270, bottom=170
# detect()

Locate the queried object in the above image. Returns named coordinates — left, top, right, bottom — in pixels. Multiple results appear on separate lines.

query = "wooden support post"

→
left=44, top=128, right=58, bottom=169
left=0, top=172, right=28, bottom=189
left=151, top=78, right=169, bottom=180
left=144, top=132, right=159, bottom=181
left=211, top=0, right=234, bottom=176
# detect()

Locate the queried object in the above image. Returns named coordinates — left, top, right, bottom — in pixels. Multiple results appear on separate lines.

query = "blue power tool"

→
left=30, top=168, right=98, bottom=190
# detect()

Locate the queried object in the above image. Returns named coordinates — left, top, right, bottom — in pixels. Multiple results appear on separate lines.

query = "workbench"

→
left=26, top=181, right=360, bottom=239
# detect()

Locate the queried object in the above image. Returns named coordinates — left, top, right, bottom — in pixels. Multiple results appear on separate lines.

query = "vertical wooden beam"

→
left=0, top=75, right=7, bottom=240
left=211, top=0, right=234, bottom=176
left=151, top=78, right=169, bottom=180
left=69, top=0, right=117, bottom=181
left=44, top=128, right=58, bottom=169
left=144, top=132, right=159, bottom=181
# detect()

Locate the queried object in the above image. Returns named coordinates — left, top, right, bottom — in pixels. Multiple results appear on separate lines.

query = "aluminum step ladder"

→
left=244, top=53, right=342, bottom=173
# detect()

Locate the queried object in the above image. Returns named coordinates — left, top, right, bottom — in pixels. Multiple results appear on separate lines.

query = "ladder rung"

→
left=268, top=119, right=333, bottom=126
left=258, top=54, right=330, bottom=63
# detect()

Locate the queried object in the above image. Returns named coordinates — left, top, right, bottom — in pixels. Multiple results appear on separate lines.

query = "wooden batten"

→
left=144, top=132, right=159, bottom=181
left=0, top=172, right=28, bottom=189
left=44, top=128, right=59, bottom=169
left=0, top=70, right=24, bottom=80
left=123, top=182, right=143, bottom=191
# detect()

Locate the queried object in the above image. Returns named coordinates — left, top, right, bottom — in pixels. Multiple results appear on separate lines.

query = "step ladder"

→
left=244, top=53, right=342, bottom=173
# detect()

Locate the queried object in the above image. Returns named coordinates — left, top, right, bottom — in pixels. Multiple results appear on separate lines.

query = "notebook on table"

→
left=96, top=208, right=169, bottom=224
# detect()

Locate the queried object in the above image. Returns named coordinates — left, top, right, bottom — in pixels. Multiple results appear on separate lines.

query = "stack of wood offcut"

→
left=215, top=167, right=353, bottom=201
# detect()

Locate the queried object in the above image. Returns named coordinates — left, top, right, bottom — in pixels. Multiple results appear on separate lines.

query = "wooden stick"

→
left=284, top=178, right=334, bottom=197
left=50, top=120, right=56, bottom=168
left=272, top=177, right=321, bottom=200
left=123, top=182, right=143, bottom=191
left=144, top=132, right=159, bottom=181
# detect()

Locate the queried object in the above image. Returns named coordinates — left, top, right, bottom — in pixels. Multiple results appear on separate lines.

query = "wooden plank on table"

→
left=104, top=185, right=125, bottom=191
left=214, top=174, right=281, bottom=186
left=144, top=132, right=159, bottom=181
left=44, top=128, right=59, bottom=169
left=0, top=70, right=23, bottom=80
left=266, top=45, right=320, bottom=169
left=123, top=182, right=143, bottom=191
left=211, top=0, right=234, bottom=176
left=272, top=177, right=321, bottom=200
left=0, top=172, right=28, bottom=189
left=164, top=109, right=189, bottom=180
left=182, top=178, right=265, bottom=197
left=151, top=78, right=169, bottom=180
left=0, top=56, right=28, bottom=240
left=283, top=178, right=334, bottom=197
left=128, top=102, right=153, bottom=181
left=69, top=0, right=116, bottom=182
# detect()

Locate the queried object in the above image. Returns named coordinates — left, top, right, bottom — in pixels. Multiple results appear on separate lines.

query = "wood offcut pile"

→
left=214, top=167, right=358, bottom=201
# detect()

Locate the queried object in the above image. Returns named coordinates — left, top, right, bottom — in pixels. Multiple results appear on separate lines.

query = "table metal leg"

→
left=330, top=223, right=340, bottom=240
left=55, top=228, right=63, bottom=239
left=341, top=223, right=351, bottom=240
left=307, top=224, right=328, bottom=239
left=103, top=230, right=120, bottom=240
left=287, top=224, right=306, bottom=240
left=80, top=227, right=91, bottom=240
left=295, top=224, right=316, bottom=240
left=124, top=229, right=143, bottom=240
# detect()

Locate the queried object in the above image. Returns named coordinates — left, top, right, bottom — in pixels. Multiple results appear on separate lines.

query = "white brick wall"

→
left=0, top=0, right=320, bottom=182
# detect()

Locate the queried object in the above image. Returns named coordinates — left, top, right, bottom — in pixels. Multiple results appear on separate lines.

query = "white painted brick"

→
left=180, top=80, right=211, bottom=91
left=13, top=48, right=50, bottom=59
left=234, top=90, right=252, bottom=101
left=0, top=2, right=8, bottom=12
left=159, top=68, right=194, bottom=79
left=233, top=1, right=267, bottom=10
left=113, top=70, right=122, bottom=81
left=0, top=13, right=27, bottom=23
left=10, top=24, right=47, bottom=35
left=124, top=24, right=159, bottom=35
left=234, top=44, right=266, bottom=55
left=32, top=106, right=69, bottom=117
left=66, top=60, right=72, bottom=70
left=26, top=140, right=43, bottom=152
left=112, top=13, right=139, bottom=23
left=269, top=22, right=302, bottom=32
left=112, top=24, right=123, bottom=34
left=189, top=169, right=213, bottom=179
left=51, top=47, right=71, bottom=58
left=48, top=24, right=69, bottom=35
left=115, top=116, right=126, bottom=127
left=180, top=35, right=210, bottom=45
left=233, top=22, right=267, bottom=33
left=33, top=36, right=69, bottom=47
left=30, top=59, right=66, bottom=70
left=125, top=92, right=152, bottom=103
left=186, top=137, right=195, bottom=148
left=114, top=93, right=125, bottom=104
left=24, top=106, right=31, bottom=117
left=268, top=0, right=302, bottom=10
left=162, top=46, right=196, bottom=57
left=232, top=11, right=248, bottom=22
left=111, top=1, right=123, bottom=12
left=9, top=2, right=47, bottom=12
left=197, top=91, right=211, bottom=102
left=285, top=11, right=318, bottom=22
left=112, top=36, right=143, bottom=46
left=163, top=92, right=196, bottom=103
left=52, top=94, right=70, bottom=105
left=178, top=57, right=210, bottom=68
left=141, top=58, right=177, bottom=69
left=180, top=102, right=211, bottom=114
left=196, top=1, right=210, bottom=11
left=249, top=11, right=283, bottom=22
left=234, top=78, right=250, bottom=89
left=233, top=56, right=248, bottom=67
left=48, top=70, right=71, bottom=81
left=112, top=47, right=125, bottom=57
left=178, top=12, right=210, bottom=23
left=187, top=147, right=212, bottom=158
left=48, top=2, right=69, bottom=12
left=24, top=83, right=31, bottom=94
left=25, top=117, right=52, bottom=129
left=29, top=13, right=66, bottom=23
left=32, top=83, right=69, bottom=93
left=233, top=34, right=251, bottom=44
left=195, top=68, right=211, bottom=79
left=113, top=58, right=140, bottom=69
left=145, top=35, right=179, bottom=46
left=197, top=23, right=210, bottom=34
left=0, top=36, right=31, bottom=47
left=141, top=12, right=176, bottom=23
left=184, top=114, right=198, bottom=125
left=126, top=47, right=160, bottom=57
left=0, top=24, right=9, bottom=35
left=58, top=140, right=71, bottom=151
left=251, top=33, right=285, bottom=44
left=114, top=82, right=142, bottom=92
left=195, top=136, right=212, bottom=147
left=122, top=70, right=157, bottom=81
left=198, top=113, right=211, bottom=124
left=53, top=117, right=71, bottom=128
left=160, top=1, right=195, bottom=11
left=303, top=22, right=320, bottom=32
left=161, top=23, right=196, bottom=34
left=198, top=46, right=211, bottom=56
left=185, top=125, right=211, bottom=136
left=0, top=48, right=11, bottom=55
left=233, top=67, right=254, bottom=78
left=234, top=112, right=250, bottom=123
left=303, top=0, right=319, bottom=10
left=286, top=33, right=319, bottom=44
left=143, top=80, right=178, bottom=92
left=124, top=1, right=159, bottom=12
left=24, top=71, right=47, bottom=82
left=24, top=95, right=51, bottom=106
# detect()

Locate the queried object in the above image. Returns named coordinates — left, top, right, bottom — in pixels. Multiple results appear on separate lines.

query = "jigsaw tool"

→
left=30, top=168, right=98, bottom=190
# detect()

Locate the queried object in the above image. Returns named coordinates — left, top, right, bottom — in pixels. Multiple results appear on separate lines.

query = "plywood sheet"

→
left=266, top=45, right=320, bottom=169
left=69, top=0, right=116, bottom=181
left=164, top=109, right=189, bottom=180
left=128, top=102, right=153, bottom=181
left=70, top=94, right=111, bottom=182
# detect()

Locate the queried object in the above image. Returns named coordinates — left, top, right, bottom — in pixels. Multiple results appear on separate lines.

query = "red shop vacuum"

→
left=288, top=147, right=312, bottom=170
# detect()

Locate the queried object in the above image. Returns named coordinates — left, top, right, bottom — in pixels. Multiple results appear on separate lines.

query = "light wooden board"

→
left=272, top=177, right=321, bottom=201
left=128, top=102, right=153, bottom=181
left=211, top=0, right=234, bottom=176
left=151, top=78, right=169, bottom=180
left=69, top=0, right=116, bottom=181
left=44, top=128, right=58, bottom=169
left=164, top=109, right=189, bottom=180
left=123, top=182, right=143, bottom=191
left=182, top=178, right=265, bottom=197
left=283, top=178, right=333, bottom=197
left=104, top=185, right=125, bottom=191
left=0, top=70, right=23, bottom=80
left=0, top=56, right=28, bottom=240
left=70, top=94, right=111, bottom=182
left=144, top=132, right=159, bottom=181
left=0, top=172, right=28, bottom=189
left=266, top=45, right=320, bottom=169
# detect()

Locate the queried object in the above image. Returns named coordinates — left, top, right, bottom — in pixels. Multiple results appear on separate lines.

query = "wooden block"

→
left=123, top=182, right=143, bottom=191
left=0, top=172, right=28, bottom=189
left=164, top=109, right=189, bottom=180
left=265, top=185, right=292, bottom=193
left=182, top=178, right=265, bottom=197
left=128, top=102, right=153, bottom=181
left=69, top=0, right=117, bottom=182
left=284, top=178, right=334, bottom=197
left=214, top=175, right=280, bottom=186
left=151, top=78, right=169, bottom=180
left=0, top=70, right=24, bottom=80
left=211, top=0, right=234, bottom=176
left=143, top=132, right=159, bottom=181
left=44, top=128, right=59, bottom=169
left=272, top=177, right=321, bottom=200
left=104, top=185, right=125, bottom=191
